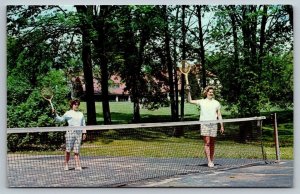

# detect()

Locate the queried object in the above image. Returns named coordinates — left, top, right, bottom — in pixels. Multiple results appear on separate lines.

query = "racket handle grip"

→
left=50, top=101, right=54, bottom=111
left=184, top=74, right=189, bottom=86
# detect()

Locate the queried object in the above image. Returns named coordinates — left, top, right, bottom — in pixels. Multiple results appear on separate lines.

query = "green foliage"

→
left=6, top=5, right=293, bottom=155
left=7, top=70, right=69, bottom=151
left=7, top=75, right=31, bottom=105
left=259, top=53, right=293, bottom=108
left=207, top=5, right=293, bottom=117
left=188, top=74, right=201, bottom=99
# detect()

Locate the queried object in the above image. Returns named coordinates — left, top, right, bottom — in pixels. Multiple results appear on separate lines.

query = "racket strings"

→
left=41, top=88, right=54, bottom=100
left=179, top=60, right=192, bottom=74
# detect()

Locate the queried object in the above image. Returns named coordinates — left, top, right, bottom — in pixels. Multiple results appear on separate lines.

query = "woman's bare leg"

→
left=65, top=151, right=70, bottom=165
left=209, top=137, right=215, bottom=162
left=203, top=136, right=212, bottom=164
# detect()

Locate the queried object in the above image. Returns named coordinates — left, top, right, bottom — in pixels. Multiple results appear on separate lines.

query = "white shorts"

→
left=200, top=124, right=218, bottom=137
left=65, top=131, right=83, bottom=153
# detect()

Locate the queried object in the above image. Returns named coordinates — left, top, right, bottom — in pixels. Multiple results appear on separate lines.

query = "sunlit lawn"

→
left=12, top=131, right=293, bottom=160
left=13, top=138, right=280, bottom=159
left=11, top=102, right=293, bottom=160
left=79, top=101, right=293, bottom=160
left=80, top=101, right=230, bottom=123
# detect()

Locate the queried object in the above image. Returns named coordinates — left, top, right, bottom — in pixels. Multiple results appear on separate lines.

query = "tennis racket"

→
left=178, top=60, right=192, bottom=86
left=41, top=87, right=54, bottom=111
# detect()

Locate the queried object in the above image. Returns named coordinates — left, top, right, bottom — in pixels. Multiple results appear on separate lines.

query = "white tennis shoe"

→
left=64, top=164, right=69, bottom=171
left=208, top=162, right=214, bottom=168
left=75, top=166, right=82, bottom=171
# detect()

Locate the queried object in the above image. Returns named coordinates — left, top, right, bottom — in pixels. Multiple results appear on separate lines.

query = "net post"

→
left=259, top=119, right=267, bottom=162
left=272, top=113, right=280, bottom=162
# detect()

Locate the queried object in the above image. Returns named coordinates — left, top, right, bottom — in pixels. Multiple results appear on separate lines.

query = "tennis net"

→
left=7, top=116, right=267, bottom=187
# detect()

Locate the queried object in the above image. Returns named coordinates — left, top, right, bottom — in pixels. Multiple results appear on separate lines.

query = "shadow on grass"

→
left=261, top=109, right=293, bottom=124
left=96, top=112, right=198, bottom=124
left=92, top=109, right=293, bottom=146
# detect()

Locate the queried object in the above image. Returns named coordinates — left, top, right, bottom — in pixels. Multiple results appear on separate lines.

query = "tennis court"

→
left=7, top=116, right=281, bottom=187
left=7, top=154, right=268, bottom=187
left=126, top=160, right=293, bottom=187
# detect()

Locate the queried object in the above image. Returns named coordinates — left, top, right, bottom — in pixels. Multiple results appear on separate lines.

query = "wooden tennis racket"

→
left=178, top=60, right=192, bottom=86
left=41, top=87, right=54, bottom=111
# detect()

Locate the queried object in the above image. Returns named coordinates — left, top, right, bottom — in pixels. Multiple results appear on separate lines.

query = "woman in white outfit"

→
left=187, top=86, right=224, bottom=168
left=53, top=99, right=87, bottom=171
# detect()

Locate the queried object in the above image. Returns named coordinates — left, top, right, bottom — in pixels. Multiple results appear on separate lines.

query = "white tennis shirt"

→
left=55, top=110, right=86, bottom=133
left=196, top=98, right=221, bottom=121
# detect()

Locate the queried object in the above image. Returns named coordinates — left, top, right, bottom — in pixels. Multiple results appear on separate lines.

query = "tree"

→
left=162, top=5, right=177, bottom=121
left=171, top=6, right=180, bottom=121
left=181, top=5, right=187, bottom=121
left=195, top=5, right=207, bottom=89
left=6, top=5, right=293, bottom=131
left=208, top=5, right=293, bottom=142
left=118, top=6, right=142, bottom=122
left=115, top=6, right=168, bottom=122
left=75, top=5, right=97, bottom=125
left=86, top=5, right=121, bottom=125
left=6, top=5, right=96, bottom=149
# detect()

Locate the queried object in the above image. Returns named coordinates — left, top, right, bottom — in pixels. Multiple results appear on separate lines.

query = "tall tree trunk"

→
left=75, top=5, right=97, bottom=125
left=163, top=5, right=176, bottom=121
left=258, top=5, right=268, bottom=83
left=99, top=52, right=112, bottom=125
left=239, top=6, right=252, bottom=142
left=132, top=68, right=141, bottom=123
left=132, top=29, right=147, bottom=123
left=121, top=8, right=141, bottom=123
left=180, top=5, right=186, bottom=121
left=98, top=6, right=112, bottom=124
left=250, top=5, right=258, bottom=67
left=172, top=6, right=180, bottom=121
left=228, top=5, right=241, bottom=102
left=239, top=6, right=260, bottom=142
left=174, top=5, right=186, bottom=137
left=196, top=5, right=206, bottom=89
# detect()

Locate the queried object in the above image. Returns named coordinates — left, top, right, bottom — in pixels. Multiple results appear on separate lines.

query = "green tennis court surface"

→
left=8, top=155, right=291, bottom=187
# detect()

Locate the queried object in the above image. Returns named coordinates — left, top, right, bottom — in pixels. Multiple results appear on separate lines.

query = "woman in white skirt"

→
left=187, top=86, right=224, bottom=168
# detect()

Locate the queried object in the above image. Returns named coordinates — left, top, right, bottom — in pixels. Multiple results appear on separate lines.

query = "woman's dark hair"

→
left=69, top=99, right=80, bottom=108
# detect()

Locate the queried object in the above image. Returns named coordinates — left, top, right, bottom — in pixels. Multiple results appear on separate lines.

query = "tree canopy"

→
left=7, top=5, right=293, bottom=128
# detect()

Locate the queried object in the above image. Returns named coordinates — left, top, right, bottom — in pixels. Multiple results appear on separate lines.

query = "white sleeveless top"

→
left=196, top=98, right=221, bottom=121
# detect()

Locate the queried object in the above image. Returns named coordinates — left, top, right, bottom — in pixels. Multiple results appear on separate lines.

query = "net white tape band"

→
left=7, top=116, right=266, bottom=133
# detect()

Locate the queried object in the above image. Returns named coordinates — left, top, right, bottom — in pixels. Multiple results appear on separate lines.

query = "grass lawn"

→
left=79, top=101, right=293, bottom=160
left=14, top=137, right=272, bottom=159
left=11, top=102, right=293, bottom=160
left=80, top=101, right=221, bottom=123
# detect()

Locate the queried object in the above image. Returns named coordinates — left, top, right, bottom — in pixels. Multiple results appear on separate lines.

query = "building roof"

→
left=76, top=65, right=217, bottom=95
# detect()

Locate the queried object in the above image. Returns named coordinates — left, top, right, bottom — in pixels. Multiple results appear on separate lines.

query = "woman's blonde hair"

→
left=202, top=86, right=215, bottom=98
